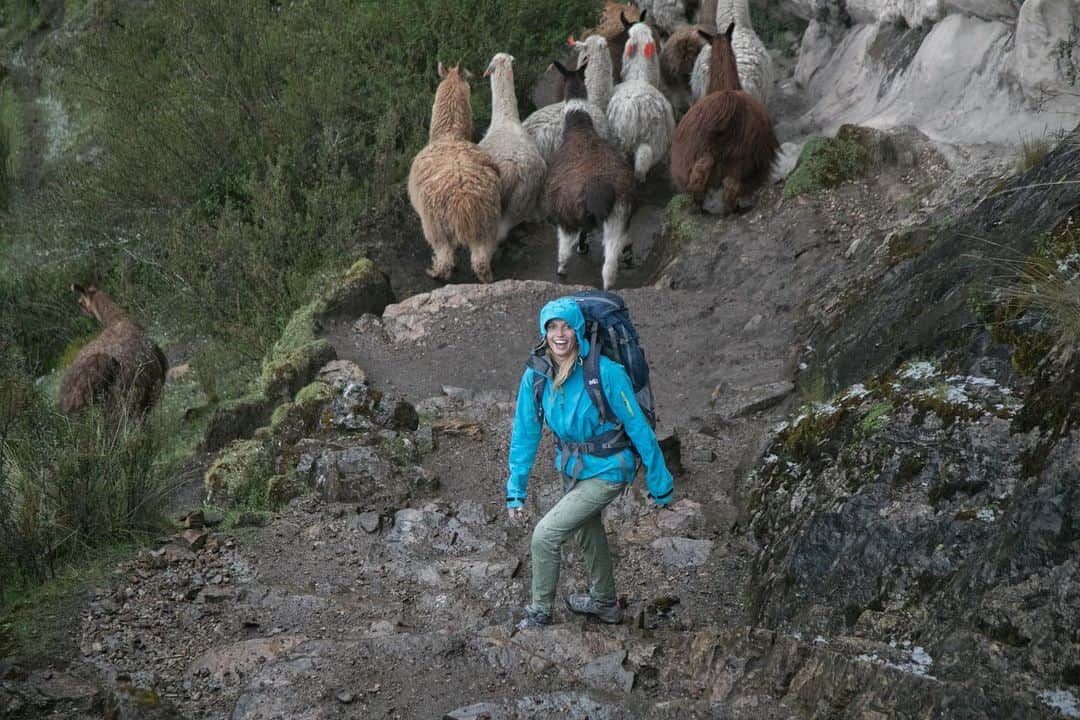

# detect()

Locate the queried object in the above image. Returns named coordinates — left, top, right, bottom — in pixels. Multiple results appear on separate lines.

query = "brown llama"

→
left=593, top=7, right=646, bottom=83
left=58, top=284, right=167, bottom=416
left=408, top=63, right=502, bottom=283
left=669, top=24, right=778, bottom=214
left=546, top=103, right=636, bottom=290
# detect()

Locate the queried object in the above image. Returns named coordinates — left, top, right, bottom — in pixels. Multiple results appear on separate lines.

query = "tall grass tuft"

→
left=0, top=341, right=169, bottom=600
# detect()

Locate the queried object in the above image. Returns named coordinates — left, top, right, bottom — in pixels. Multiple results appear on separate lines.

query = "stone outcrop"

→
left=786, top=0, right=1080, bottom=149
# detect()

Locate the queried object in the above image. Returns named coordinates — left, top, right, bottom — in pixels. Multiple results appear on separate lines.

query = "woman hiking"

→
left=506, top=296, right=674, bottom=631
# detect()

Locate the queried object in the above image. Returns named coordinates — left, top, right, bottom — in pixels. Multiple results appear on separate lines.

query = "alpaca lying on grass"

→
left=479, top=53, right=546, bottom=242
left=606, top=22, right=675, bottom=183
left=59, top=284, right=167, bottom=416
left=670, top=24, right=778, bottom=214
left=408, top=63, right=502, bottom=283
left=545, top=103, right=636, bottom=290
left=523, top=57, right=614, bottom=164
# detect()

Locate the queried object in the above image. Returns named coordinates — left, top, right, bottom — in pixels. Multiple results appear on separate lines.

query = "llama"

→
left=636, top=0, right=690, bottom=35
left=478, top=53, right=546, bottom=242
left=593, top=5, right=643, bottom=83
left=690, top=0, right=773, bottom=105
left=523, top=57, right=614, bottom=164
left=58, top=285, right=167, bottom=416
left=698, top=0, right=751, bottom=30
left=569, top=34, right=615, bottom=112
left=606, top=22, right=675, bottom=183
left=669, top=24, right=779, bottom=214
left=408, top=63, right=502, bottom=283
left=659, top=23, right=708, bottom=113
left=545, top=103, right=636, bottom=290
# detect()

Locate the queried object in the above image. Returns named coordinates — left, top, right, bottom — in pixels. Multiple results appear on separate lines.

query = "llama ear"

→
left=620, top=10, right=632, bottom=29
left=640, top=9, right=647, bottom=23
left=552, top=59, right=570, bottom=76
left=697, top=29, right=714, bottom=43
left=438, top=62, right=448, bottom=78
left=725, top=23, right=735, bottom=39
left=70, top=283, right=86, bottom=295
left=461, top=66, right=473, bottom=81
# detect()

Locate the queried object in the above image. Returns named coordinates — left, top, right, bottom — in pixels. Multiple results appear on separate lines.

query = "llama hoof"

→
left=425, top=267, right=450, bottom=282
left=575, top=239, right=589, bottom=255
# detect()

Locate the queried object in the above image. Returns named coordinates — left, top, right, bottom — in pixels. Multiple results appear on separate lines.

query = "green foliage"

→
left=0, top=375, right=169, bottom=595
left=749, top=7, right=806, bottom=57
left=5, top=0, right=598, bottom=371
left=203, top=438, right=273, bottom=510
left=1014, top=133, right=1051, bottom=175
left=783, top=136, right=870, bottom=198
left=859, top=401, right=893, bottom=436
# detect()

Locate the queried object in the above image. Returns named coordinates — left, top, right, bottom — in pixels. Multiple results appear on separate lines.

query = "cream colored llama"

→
left=479, top=53, right=547, bottom=242
left=408, top=63, right=502, bottom=283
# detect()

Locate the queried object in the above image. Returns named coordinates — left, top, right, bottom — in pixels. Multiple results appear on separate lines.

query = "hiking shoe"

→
left=565, top=593, right=623, bottom=624
left=514, top=606, right=553, bottom=632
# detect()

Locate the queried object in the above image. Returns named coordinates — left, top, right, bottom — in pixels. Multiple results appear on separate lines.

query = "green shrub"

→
left=0, top=375, right=169, bottom=596
left=783, top=136, right=869, bottom=198
left=1014, top=133, right=1051, bottom=175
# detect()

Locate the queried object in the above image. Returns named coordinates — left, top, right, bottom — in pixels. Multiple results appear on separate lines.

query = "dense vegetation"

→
left=0, top=0, right=598, bottom=598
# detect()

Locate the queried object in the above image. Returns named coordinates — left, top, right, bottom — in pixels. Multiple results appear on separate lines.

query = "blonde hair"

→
left=547, top=338, right=580, bottom=390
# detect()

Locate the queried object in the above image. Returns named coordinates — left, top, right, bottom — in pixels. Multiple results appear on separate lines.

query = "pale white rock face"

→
left=773, top=0, right=1017, bottom=24
left=791, top=13, right=1080, bottom=147
left=1013, top=0, right=1080, bottom=102
left=794, top=19, right=835, bottom=88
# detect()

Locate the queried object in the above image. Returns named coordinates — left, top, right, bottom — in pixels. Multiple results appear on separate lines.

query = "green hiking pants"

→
left=529, top=478, right=625, bottom=615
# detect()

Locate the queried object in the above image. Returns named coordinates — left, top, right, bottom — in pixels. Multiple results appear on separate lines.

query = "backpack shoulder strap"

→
left=581, top=324, right=616, bottom=424
left=525, top=346, right=553, bottom=422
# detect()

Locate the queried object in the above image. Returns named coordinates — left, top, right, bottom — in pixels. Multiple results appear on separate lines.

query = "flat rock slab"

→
left=651, top=537, right=714, bottom=567
left=446, top=692, right=631, bottom=720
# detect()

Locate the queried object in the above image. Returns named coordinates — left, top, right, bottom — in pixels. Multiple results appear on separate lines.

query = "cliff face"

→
left=775, top=0, right=1080, bottom=150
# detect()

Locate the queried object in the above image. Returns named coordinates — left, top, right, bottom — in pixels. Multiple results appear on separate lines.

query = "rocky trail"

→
left=5, top=1, right=1080, bottom=716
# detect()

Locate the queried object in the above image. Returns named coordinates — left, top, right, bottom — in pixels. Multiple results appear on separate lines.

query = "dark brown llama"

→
left=545, top=105, right=636, bottom=289
left=669, top=24, right=778, bottom=213
left=58, top=285, right=167, bottom=416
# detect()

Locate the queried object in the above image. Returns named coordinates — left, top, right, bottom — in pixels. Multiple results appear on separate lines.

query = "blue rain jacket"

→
left=505, top=297, right=674, bottom=508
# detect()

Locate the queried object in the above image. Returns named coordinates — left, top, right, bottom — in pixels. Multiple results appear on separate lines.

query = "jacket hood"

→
left=538, top=297, right=589, bottom=357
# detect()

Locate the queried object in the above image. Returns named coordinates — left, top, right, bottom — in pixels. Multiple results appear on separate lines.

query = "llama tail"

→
left=584, top=178, right=616, bottom=223
left=634, top=145, right=654, bottom=184
left=687, top=154, right=715, bottom=195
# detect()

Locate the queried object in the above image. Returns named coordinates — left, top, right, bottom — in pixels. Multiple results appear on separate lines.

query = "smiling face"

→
left=545, top=319, right=578, bottom=363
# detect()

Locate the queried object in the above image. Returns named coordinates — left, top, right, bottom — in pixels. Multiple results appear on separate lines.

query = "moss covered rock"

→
left=311, top=257, right=394, bottom=319
left=269, top=380, right=335, bottom=439
left=783, top=135, right=869, bottom=198
left=202, top=394, right=273, bottom=452
left=261, top=339, right=336, bottom=403
left=204, top=439, right=272, bottom=507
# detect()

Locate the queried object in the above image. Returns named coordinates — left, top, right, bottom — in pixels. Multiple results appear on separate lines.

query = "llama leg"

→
left=601, top=200, right=632, bottom=291
left=496, top=213, right=514, bottom=245
left=556, top=226, right=578, bottom=277
left=420, top=210, right=455, bottom=280
left=469, top=230, right=498, bottom=284
left=634, top=144, right=655, bottom=185
left=721, top=177, right=743, bottom=216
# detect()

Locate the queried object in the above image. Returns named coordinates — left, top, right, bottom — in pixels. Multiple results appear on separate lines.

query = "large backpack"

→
left=527, top=290, right=656, bottom=464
